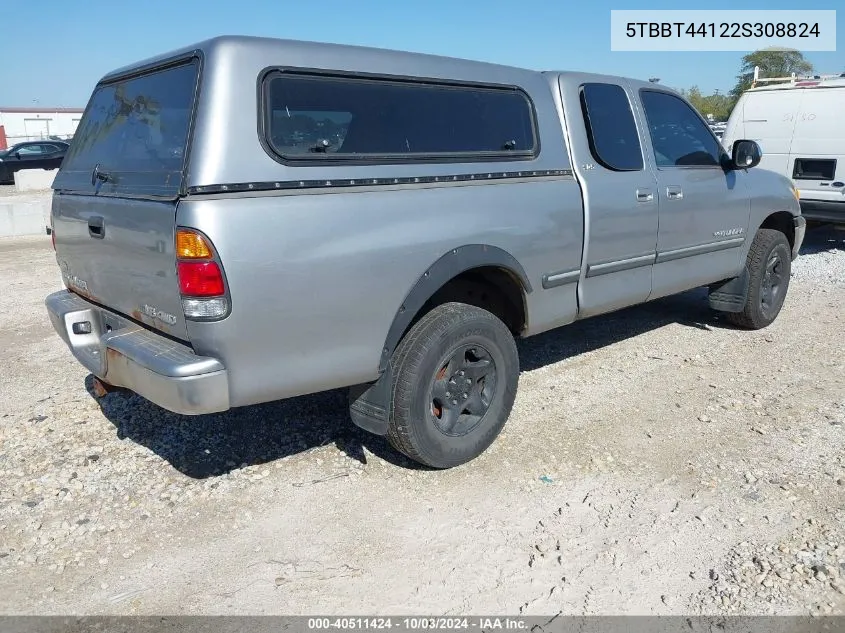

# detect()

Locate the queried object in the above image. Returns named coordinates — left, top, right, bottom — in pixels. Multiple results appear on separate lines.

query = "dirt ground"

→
left=1, top=227, right=843, bottom=616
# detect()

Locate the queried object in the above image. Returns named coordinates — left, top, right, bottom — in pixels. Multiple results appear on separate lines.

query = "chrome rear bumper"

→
left=45, top=290, right=229, bottom=415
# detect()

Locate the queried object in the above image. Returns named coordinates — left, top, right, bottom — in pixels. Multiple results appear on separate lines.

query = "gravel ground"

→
left=0, top=225, right=843, bottom=616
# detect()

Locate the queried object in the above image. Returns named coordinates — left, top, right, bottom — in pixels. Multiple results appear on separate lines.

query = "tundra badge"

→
left=713, top=227, right=745, bottom=237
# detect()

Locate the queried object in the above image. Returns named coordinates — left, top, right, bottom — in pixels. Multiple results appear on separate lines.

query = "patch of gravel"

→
left=688, top=391, right=845, bottom=615
left=791, top=224, right=845, bottom=284
left=700, top=454, right=845, bottom=615
left=706, top=518, right=845, bottom=616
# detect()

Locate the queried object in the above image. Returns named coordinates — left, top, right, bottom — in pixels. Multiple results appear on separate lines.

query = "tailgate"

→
left=53, top=193, right=187, bottom=340
left=50, top=56, right=201, bottom=341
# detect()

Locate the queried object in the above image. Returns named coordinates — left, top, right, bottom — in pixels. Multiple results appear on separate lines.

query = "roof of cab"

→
left=551, top=70, right=676, bottom=93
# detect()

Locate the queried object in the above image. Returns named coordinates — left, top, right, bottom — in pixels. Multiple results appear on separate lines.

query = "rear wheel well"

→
left=409, top=267, right=526, bottom=338
left=759, top=212, right=795, bottom=250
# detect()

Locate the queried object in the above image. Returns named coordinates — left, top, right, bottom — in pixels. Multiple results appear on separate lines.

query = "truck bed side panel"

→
left=179, top=178, right=584, bottom=407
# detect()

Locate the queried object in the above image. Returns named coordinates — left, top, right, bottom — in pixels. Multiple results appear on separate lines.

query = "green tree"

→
left=730, top=49, right=814, bottom=98
left=680, top=85, right=707, bottom=114
left=679, top=86, right=735, bottom=121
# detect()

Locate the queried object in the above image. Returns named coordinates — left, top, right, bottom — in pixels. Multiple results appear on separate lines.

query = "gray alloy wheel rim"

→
left=760, top=248, right=786, bottom=319
left=429, top=344, right=497, bottom=437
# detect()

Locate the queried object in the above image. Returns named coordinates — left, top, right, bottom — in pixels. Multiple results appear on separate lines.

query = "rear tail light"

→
left=175, top=229, right=229, bottom=320
left=181, top=297, right=228, bottom=319
left=177, top=261, right=225, bottom=296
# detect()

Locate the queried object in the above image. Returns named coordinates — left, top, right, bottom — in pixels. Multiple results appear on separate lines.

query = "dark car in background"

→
left=0, top=141, right=70, bottom=184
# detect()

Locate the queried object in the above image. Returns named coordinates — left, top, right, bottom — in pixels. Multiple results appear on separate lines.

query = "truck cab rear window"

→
left=262, top=72, right=537, bottom=161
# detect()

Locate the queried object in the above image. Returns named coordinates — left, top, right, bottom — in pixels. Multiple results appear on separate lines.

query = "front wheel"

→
left=726, top=228, right=792, bottom=330
left=387, top=302, right=519, bottom=468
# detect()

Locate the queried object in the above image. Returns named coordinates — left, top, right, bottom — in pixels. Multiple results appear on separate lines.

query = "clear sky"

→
left=1, top=0, right=842, bottom=107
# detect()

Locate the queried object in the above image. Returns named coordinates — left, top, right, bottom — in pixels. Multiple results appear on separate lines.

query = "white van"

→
left=723, top=71, right=845, bottom=224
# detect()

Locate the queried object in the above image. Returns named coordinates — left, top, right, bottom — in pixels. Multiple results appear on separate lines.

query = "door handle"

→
left=636, top=189, right=654, bottom=202
left=87, top=215, right=105, bottom=239
left=666, top=186, right=684, bottom=200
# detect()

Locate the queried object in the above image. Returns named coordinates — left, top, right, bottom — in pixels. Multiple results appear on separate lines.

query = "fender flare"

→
left=378, top=243, right=532, bottom=372
left=348, top=244, right=531, bottom=436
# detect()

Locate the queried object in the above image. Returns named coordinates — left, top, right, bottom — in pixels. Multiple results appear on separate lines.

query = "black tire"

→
left=387, top=302, right=519, bottom=468
left=726, top=229, right=792, bottom=330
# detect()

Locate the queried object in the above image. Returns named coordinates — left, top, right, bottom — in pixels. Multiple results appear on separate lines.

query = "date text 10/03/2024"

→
left=307, top=617, right=528, bottom=630
left=626, top=22, right=821, bottom=38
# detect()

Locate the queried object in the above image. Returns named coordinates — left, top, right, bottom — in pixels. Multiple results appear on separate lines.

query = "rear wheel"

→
left=727, top=229, right=791, bottom=330
left=387, top=302, right=519, bottom=468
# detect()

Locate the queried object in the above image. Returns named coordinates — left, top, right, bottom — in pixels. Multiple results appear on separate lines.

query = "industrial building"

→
left=0, top=107, right=83, bottom=149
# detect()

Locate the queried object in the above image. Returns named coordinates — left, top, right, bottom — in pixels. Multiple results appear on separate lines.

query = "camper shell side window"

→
left=259, top=70, right=540, bottom=165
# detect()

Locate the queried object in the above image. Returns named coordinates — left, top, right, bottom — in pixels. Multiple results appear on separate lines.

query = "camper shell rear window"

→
left=53, top=58, right=200, bottom=197
left=261, top=70, right=538, bottom=164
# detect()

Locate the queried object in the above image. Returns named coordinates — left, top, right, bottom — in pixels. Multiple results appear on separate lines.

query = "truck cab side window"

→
left=640, top=90, right=722, bottom=167
left=579, top=83, right=643, bottom=172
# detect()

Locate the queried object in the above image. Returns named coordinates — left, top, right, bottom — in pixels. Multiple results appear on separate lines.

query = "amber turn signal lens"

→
left=176, top=230, right=212, bottom=259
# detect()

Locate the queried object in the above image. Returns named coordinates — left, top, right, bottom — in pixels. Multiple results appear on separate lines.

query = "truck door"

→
left=637, top=89, right=750, bottom=298
left=559, top=79, right=659, bottom=318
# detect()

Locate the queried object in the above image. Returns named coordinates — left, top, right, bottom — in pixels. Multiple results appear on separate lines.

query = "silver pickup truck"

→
left=45, top=36, right=805, bottom=469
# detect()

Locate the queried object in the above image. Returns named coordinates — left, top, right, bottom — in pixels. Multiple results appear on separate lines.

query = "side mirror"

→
left=13, top=151, right=20, bottom=160
left=730, top=139, right=762, bottom=170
